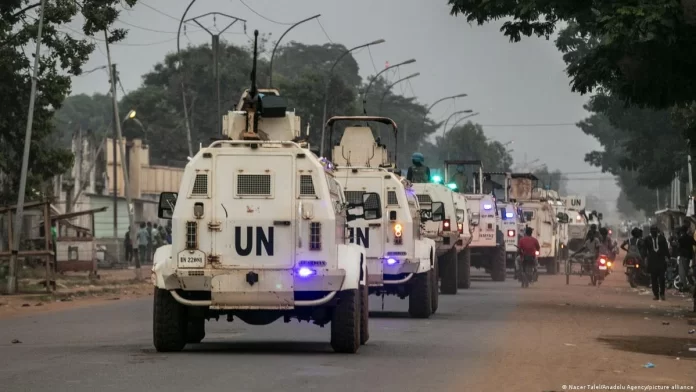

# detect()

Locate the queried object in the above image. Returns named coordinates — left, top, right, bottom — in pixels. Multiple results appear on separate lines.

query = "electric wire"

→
left=315, top=19, right=333, bottom=43
left=238, top=0, right=293, bottom=25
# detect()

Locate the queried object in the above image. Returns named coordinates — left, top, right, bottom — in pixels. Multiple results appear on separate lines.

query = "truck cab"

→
left=329, top=116, right=440, bottom=318
left=151, top=46, right=381, bottom=354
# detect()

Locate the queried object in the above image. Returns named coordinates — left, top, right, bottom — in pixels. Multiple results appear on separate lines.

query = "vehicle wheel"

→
left=186, top=318, right=205, bottom=344
left=491, top=246, right=506, bottom=282
left=458, top=247, right=471, bottom=289
left=439, top=247, right=458, bottom=295
left=546, top=257, right=558, bottom=275
left=153, top=288, right=187, bottom=352
left=628, top=271, right=638, bottom=288
left=360, top=282, right=369, bottom=345
left=408, top=270, right=433, bottom=318
left=331, top=289, right=360, bottom=353
left=430, top=253, right=439, bottom=314
left=591, top=274, right=597, bottom=286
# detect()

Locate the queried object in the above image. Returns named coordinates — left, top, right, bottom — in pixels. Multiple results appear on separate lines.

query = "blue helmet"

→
left=411, top=152, right=424, bottom=163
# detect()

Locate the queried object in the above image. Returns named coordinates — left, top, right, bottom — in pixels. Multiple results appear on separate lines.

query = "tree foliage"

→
left=0, top=0, right=137, bottom=204
left=448, top=0, right=696, bottom=109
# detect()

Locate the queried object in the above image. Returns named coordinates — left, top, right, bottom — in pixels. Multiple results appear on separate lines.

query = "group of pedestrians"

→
left=620, top=224, right=695, bottom=301
left=123, top=221, right=171, bottom=265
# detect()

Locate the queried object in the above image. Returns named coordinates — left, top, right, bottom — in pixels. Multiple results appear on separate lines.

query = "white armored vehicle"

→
left=445, top=161, right=506, bottom=282
left=328, top=116, right=441, bottom=317
left=511, top=173, right=566, bottom=274
left=151, top=33, right=381, bottom=354
left=412, top=173, right=472, bottom=293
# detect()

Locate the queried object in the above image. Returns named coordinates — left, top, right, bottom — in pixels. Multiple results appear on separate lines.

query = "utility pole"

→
left=104, top=32, right=140, bottom=279
left=184, top=13, right=245, bottom=135
left=6, top=0, right=47, bottom=294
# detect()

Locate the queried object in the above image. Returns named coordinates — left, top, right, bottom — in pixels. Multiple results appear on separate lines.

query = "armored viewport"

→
left=328, top=116, right=398, bottom=168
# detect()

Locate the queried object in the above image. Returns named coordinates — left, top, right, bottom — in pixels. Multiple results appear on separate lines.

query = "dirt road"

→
left=468, top=265, right=696, bottom=391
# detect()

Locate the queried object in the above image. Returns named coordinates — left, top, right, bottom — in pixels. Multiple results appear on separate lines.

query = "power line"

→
left=61, top=24, right=178, bottom=46
left=238, top=0, right=293, bottom=25
left=315, top=19, right=333, bottom=43
left=481, top=123, right=578, bottom=127
left=137, top=1, right=180, bottom=21
left=366, top=45, right=378, bottom=73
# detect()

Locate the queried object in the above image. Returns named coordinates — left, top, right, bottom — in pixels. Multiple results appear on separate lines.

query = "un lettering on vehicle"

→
left=348, top=227, right=370, bottom=248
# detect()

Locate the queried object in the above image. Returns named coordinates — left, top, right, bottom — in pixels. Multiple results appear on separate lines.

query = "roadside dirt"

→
left=469, top=260, right=696, bottom=391
left=0, top=268, right=151, bottom=319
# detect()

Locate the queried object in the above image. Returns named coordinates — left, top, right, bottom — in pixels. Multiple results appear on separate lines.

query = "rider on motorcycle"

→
left=598, top=227, right=615, bottom=261
left=621, top=227, right=644, bottom=266
left=518, top=226, right=540, bottom=279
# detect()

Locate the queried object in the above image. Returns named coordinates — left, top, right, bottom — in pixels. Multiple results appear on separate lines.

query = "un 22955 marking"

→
left=177, top=249, right=206, bottom=267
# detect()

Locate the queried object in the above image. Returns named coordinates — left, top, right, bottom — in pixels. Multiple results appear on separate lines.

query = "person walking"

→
left=137, top=223, right=149, bottom=267
left=124, top=230, right=133, bottom=264
left=643, top=225, right=670, bottom=301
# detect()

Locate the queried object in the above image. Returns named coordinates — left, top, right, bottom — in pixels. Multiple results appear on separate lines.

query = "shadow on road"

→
left=597, top=335, right=696, bottom=359
left=167, top=341, right=333, bottom=355
left=369, top=311, right=411, bottom=318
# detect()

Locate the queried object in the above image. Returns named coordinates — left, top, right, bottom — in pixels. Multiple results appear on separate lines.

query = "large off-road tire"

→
left=153, top=288, right=187, bottom=352
left=439, top=247, right=458, bottom=295
left=430, top=254, right=439, bottom=314
left=408, top=270, right=433, bottom=318
left=457, top=248, right=471, bottom=289
left=186, top=318, right=205, bottom=344
left=360, top=282, right=369, bottom=345
left=491, top=246, right=506, bottom=282
left=546, top=257, right=558, bottom=275
left=331, top=289, right=360, bottom=354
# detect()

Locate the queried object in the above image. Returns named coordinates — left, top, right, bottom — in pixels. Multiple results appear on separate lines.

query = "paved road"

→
left=0, top=273, right=519, bottom=392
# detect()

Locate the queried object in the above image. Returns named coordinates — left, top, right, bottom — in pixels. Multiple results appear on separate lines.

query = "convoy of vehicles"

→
left=149, top=29, right=606, bottom=354
left=329, top=116, right=441, bottom=318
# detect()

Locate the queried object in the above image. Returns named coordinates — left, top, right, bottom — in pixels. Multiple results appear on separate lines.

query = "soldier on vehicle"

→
left=406, top=152, right=431, bottom=183
left=450, top=164, right=468, bottom=191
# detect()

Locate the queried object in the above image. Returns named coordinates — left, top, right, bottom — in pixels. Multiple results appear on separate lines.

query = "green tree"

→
left=531, top=165, right=567, bottom=194
left=0, top=0, right=137, bottom=204
left=448, top=0, right=696, bottom=109
left=53, top=93, right=113, bottom=147
left=422, top=121, right=514, bottom=174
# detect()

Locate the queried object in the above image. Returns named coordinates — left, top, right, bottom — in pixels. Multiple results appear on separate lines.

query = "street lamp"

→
left=320, top=38, right=385, bottom=156
left=123, top=110, right=147, bottom=142
left=176, top=0, right=198, bottom=158
left=378, top=72, right=420, bottom=115
left=268, top=14, right=321, bottom=87
left=422, top=93, right=468, bottom=123
left=441, top=109, right=474, bottom=138
left=362, top=58, right=416, bottom=114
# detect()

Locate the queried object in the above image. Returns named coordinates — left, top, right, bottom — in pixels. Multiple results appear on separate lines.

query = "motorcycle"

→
left=591, top=254, right=611, bottom=286
left=514, top=246, right=539, bottom=288
left=623, top=256, right=650, bottom=288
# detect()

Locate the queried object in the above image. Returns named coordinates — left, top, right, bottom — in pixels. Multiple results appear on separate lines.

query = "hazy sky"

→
left=67, top=0, right=619, bottom=209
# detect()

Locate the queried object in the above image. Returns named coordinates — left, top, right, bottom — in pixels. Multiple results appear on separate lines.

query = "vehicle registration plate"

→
left=177, top=249, right=206, bottom=268
left=599, top=266, right=607, bottom=270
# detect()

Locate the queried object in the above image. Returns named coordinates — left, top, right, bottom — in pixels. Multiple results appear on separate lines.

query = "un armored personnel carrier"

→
left=151, top=31, right=380, bottom=354
left=329, top=116, right=440, bottom=317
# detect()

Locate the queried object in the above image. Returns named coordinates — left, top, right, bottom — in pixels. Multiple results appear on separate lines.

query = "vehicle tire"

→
left=628, top=271, right=638, bottom=288
left=153, top=288, right=187, bottom=352
left=457, top=247, right=471, bottom=289
left=359, top=282, right=369, bottom=345
left=590, top=274, right=597, bottom=286
left=186, top=318, right=205, bottom=344
left=331, top=289, right=360, bottom=354
left=491, top=246, right=506, bottom=282
left=408, top=270, right=433, bottom=319
left=439, top=247, right=458, bottom=295
left=430, top=252, right=439, bottom=314
left=546, top=257, right=558, bottom=275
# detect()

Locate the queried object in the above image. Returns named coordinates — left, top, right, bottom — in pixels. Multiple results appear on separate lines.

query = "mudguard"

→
left=414, top=239, right=434, bottom=273
left=338, top=243, right=367, bottom=290
left=152, top=245, right=180, bottom=290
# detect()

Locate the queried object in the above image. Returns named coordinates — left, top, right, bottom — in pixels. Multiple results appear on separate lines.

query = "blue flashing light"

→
left=446, top=183, right=458, bottom=190
left=505, top=212, right=514, bottom=219
left=386, top=258, right=398, bottom=266
left=483, top=203, right=493, bottom=210
left=297, top=267, right=316, bottom=278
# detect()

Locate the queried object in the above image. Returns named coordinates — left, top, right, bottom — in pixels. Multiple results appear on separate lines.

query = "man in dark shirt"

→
left=677, top=225, right=696, bottom=290
left=643, top=225, right=670, bottom=301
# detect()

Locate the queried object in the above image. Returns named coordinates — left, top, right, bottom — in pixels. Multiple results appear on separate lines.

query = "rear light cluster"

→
left=457, top=223, right=464, bottom=233
left=393, top=223, right=403, bottom=245
left=443, top=219, right=451, bottom=231
left=507, top=230, right=515, bottom=237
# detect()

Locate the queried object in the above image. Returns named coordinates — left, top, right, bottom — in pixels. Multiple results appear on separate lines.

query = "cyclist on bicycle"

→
left=518, top=226, right=540, bottom=281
